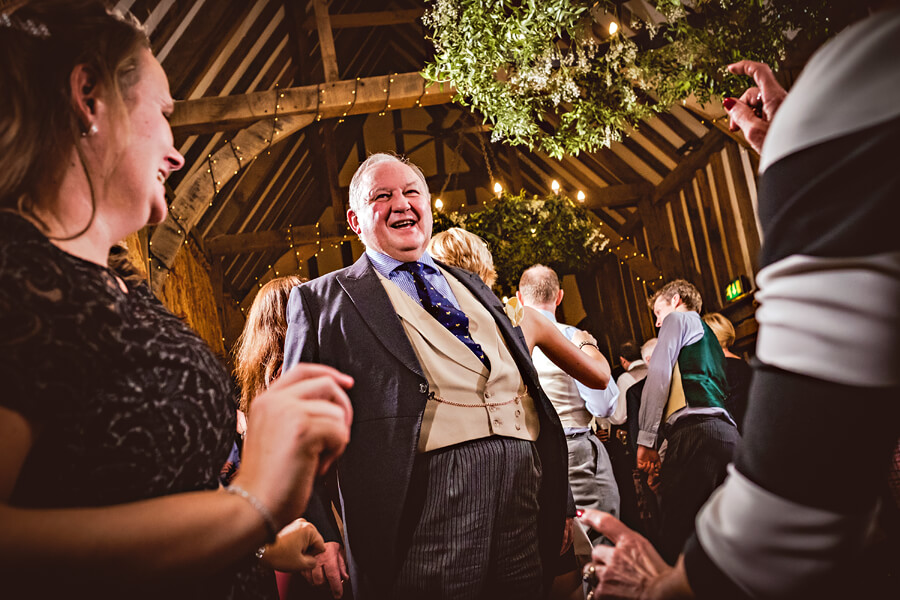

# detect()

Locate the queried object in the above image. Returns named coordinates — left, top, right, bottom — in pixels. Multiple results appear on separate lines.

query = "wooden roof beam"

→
left=169, top=72, right=455, bottom=136
left=587, top=211, right=661, bottom=283
left=150, top=112, right=317, bottom=289
left=282, top=0, right=313, bottom=82
left=207, top=224, right=353, bottom=256
left=312, top=1, right=346, bottom=234
left=652, top=128, right=726, bottom=204
left=313, top=0, right=340, bottom=82
left=301, top=8, right=424, bottom=30
left=580, top=182, right=653, bottom=209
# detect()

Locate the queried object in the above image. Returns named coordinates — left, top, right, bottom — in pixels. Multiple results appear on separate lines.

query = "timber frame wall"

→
left=575, top=140, right=761, bottom=360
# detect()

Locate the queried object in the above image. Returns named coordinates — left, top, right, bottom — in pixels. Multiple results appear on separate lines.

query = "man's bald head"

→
left=518, top=265, right=561, bottom=308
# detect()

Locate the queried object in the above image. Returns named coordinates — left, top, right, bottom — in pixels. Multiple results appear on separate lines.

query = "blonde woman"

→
left=702, top=312, right=751, bottom=432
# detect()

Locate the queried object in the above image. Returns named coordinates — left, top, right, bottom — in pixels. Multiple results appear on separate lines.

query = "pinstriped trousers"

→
left=392, top=436, right=544, bottom=600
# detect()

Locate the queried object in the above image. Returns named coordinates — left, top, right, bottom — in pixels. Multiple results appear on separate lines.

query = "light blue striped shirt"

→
left=365, top=249, right=461, bottom=310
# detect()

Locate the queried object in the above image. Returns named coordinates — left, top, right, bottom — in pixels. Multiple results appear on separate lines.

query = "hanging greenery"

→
left=433, top=192, right=609, bottom=297
left=422, top=0, right=835, bottom=158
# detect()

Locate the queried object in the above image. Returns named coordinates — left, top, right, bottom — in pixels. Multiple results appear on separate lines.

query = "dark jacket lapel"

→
left=337, top=254, right=424, bottom=378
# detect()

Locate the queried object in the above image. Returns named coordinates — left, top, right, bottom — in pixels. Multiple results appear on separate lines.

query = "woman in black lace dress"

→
left=0, top=2, right=353, bottom=598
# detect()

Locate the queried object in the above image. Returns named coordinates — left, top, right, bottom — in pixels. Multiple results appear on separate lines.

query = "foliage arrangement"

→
left=422, top=0, right=835, bottom=158
left=433, top=191, right=609, bottom=297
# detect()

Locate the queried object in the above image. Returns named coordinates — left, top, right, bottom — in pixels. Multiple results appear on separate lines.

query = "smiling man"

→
left=282, top=153, right=571, bottom=600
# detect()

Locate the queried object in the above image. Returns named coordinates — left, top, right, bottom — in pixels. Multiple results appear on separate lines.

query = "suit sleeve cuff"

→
left=637, top=430, right=657, bottom=448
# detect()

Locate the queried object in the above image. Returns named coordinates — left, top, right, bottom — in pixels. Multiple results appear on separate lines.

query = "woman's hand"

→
left=234, top=363, right=353, bottom=528
left=723, top=60, right=788, bottom=153
left=579, top=510, right=685, bottom=600
left=260, top=518, right=325, bottom=572
left=572, top=329, right=598, bottom=348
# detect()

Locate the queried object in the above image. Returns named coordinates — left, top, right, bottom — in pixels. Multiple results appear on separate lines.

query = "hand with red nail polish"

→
left=722, top=60, right=788, bottom=154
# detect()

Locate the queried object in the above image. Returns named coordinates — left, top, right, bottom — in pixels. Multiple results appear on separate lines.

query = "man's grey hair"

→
left=518, top=264, right=560, bottom=305
left=641, top=338, right=658, bottom=363
left=347, top=152, right=430, bottom=215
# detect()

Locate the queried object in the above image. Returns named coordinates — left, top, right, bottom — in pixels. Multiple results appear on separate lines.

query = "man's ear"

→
left=555, top=288, right=564, bottom=306
left=347, top=208, right=361, bottom=235
left=672, top=292, right=682, bottom=308
left=516, top=290, right=524, bottom=305
left=70, top=64, right=102, bottom=132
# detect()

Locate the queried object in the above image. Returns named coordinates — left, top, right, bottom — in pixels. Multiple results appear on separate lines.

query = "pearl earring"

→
left=81, top=123, right=98, bottom=137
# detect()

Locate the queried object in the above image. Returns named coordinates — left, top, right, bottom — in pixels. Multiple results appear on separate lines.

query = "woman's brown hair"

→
left=0, top=0, right=148, bottom=237
left=233, top=276, right=305, bottom=414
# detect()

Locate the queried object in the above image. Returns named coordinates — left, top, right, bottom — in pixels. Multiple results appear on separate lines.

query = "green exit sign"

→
left=725, top=276, right=750, bottom=302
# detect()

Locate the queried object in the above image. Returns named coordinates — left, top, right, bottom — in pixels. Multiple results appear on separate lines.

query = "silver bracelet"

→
left=578, top=341, right=599, bottom=351
left=224, top=485, right=279, bottom=543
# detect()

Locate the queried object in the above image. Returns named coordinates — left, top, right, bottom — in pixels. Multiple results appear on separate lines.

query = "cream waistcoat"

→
left=378, top=268, right=540, bottom=452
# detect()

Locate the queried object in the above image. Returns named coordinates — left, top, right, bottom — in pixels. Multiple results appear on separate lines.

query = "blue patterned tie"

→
left=395, top=262, right=491, bottom=370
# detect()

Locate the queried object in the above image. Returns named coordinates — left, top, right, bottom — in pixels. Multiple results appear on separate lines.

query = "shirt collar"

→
left=366, top=248, right=438, bottom=279
left=627, top=359, right=646, bottom=371
left=536, top=308, right=557, bottom=323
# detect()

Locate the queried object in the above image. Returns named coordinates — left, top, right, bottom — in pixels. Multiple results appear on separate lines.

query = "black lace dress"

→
left=0, top=212, right=276, bottom=599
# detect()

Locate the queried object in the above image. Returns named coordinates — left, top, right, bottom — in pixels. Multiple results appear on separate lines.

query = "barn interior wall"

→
left=123, top=232, right=227, bottom=361
left=573, top=139, right=761, bottom=360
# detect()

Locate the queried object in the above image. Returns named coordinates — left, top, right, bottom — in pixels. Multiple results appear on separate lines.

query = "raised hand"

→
left=233, top=363, right=353, bottom=528
left=723, top=60, right=788, bottom=153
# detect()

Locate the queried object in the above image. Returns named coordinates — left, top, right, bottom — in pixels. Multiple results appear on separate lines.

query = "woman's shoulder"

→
left=726, top=356, right=752, bottom=375
left=0, top=212, right=69, bottom=300
left=0, top=211, right=112, bottom=346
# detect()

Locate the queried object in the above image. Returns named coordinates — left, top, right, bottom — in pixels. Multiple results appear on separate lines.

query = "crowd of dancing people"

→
left=1, top=1, right=898, bottom=599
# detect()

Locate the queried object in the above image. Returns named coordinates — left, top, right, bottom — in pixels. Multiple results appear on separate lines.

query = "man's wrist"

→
left=637, top=430, right=658, bottom=448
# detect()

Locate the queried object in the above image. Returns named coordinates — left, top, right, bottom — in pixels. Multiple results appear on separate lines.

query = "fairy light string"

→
left=339, top=77, right=360, bottom=124
left=378, top=74, right=394, bottom=116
